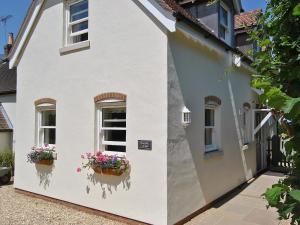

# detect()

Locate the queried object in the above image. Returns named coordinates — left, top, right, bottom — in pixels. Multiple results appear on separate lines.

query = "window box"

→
left=92, top=167, right=123, bottom=176
left=35, top=159, right=54, bottom=166
left=78, top=151, right=129, bottom=176
left=27, top=145, right=56, bottom=166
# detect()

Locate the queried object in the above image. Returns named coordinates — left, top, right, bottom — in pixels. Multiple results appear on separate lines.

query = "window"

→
left=37, top=107, right=56, bottom=146
left=97, top=102, right=127, bottom=153
left=204, top=96, right=221, bottom=152
left=66, top=0, right=89, bottom=45
left=219, top=2, right=231, bottom=43
left=241, top=103, right=251, bottom=145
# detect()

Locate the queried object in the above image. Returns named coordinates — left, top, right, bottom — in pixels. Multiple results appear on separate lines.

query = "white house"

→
left=9, top=0, right=272, bottom=224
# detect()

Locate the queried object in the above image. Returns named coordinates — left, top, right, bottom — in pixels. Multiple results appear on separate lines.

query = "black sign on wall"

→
left=138, top=140, right=152, bottom=151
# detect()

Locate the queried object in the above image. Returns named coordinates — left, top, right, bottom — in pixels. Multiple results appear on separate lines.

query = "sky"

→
left=0, top=0, right=267, bottom=55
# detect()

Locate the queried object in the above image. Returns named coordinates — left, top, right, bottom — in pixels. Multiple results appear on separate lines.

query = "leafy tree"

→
left=250, top=0, right=300, bottom=224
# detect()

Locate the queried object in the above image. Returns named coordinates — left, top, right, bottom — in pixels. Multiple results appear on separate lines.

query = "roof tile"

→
left=235, top=9, right=262, bottom=29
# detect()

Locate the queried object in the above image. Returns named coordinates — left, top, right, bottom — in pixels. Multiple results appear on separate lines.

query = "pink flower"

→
left=86, top=152, right=92, bottom=158
left=97, top=154, right=106, bottom=163
left=76, top=167, right=81, bottom=173
left=80, top=154, right=85, bottom=159
left=96, top=151, right=102, bottom=157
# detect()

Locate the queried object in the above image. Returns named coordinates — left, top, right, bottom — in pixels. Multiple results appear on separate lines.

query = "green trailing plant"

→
left=249, top=0, right=300, bottom=224
left=0, top=149, right=14, bottom=168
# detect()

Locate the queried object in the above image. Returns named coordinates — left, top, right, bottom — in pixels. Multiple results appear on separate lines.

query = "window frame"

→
left=65, top=0, right=89, bottom=46
left=219, top=2, right=231, bottom=44
left=241, top=105, right=251, bottom=145
left=204, top=102, right=221, bottom=153
left=96, top=101, right=127, bottom=156
left=36, top=104, right=56, bottom=147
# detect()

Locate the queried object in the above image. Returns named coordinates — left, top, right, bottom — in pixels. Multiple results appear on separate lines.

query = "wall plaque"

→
left=138, top=140, right=152, bottom=150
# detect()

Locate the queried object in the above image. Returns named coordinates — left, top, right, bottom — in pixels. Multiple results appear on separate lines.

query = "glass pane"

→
left=104, top=130, right=126, bottom=142
left=42, top=110, right=56, bottom=126
left=105, top=145, right=126, bottom=152
left=205, top=128, right=213, bottom=146
left=70, top=0, right=88, bottom=22
left=44, top=128, right=56, bottom=145
left=219, top=26, right=226, bottom=39
left=71, top=21, right=88, bottom=33
left=72, top=33, right=88, bottom=43
left=103, top=108, right=126, bottom=122
left=220, top=6, right=228, bottom=26
left=103, top=121, right=126, bottom=127
left=205, top=109, right=214, bottom=126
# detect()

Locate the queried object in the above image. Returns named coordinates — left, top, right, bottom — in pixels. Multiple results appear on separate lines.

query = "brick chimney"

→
left=4, top=33, right=14, bottom=57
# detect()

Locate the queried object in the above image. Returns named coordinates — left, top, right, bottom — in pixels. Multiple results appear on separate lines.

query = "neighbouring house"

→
left=0, top=33, right=16, bottom=152
left=8, top=0, right=274, bottom=224
left=235, top=9, right=262, bottom=55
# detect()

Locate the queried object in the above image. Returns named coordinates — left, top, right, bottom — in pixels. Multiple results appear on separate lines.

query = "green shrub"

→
left=0, top=149, right=14, bottom=168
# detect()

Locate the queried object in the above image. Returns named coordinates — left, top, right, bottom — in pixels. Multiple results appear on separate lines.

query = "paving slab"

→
left=185, top=171, right=288, bottom=225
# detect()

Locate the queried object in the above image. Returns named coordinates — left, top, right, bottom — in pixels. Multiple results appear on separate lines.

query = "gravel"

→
left=0, top=183, right=126, bottom=225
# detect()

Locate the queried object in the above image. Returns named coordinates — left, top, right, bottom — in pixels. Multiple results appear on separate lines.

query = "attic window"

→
left=66, top=0, right=89, bottom=45
left=219, top=2, right=231, bottom=44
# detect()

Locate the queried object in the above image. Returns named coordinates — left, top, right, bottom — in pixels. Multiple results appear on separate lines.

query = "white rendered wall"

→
left=14, top=0, right=168, bottom=224
left=167, top=26, right=257, bottom=224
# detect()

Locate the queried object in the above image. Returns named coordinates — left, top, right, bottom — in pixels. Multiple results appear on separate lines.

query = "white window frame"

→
left=36, top=105, right=56, bottom=147
left=95, top=101, right=126, bottom=156
left=65, top=0, right=89, bottom=46
left=219, top=2, right=231, bottom=44
left=204, top=103, right=221, bottom=153
left=241, top=109, right=251, bottom=145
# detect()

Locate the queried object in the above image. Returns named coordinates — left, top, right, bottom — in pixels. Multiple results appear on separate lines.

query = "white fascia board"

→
left=137, top=0, right=176, bottom=32
left=177, top=24, right=224, bottom=58
left=233, top=0, right=242, bottom=13
left=9, top=0, right=45, bottom=69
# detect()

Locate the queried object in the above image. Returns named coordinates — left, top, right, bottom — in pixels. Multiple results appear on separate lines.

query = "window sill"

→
left=59, top=40, right=90, bottom=55
left=204, top=149, right=223, bottom=158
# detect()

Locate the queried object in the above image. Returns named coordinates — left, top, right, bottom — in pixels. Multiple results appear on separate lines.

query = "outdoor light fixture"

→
left=182, top=106, right=191, bottom=128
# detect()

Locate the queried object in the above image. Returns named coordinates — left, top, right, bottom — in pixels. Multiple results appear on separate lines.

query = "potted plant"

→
left=27, top=145, right=56, bottom=165
left=78, top=151, right=129, bottom=176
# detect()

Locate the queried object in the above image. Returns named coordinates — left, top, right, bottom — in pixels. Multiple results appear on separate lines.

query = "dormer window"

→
left=65, top=0, right=89, bottom=45
left=219, top=2, right=231, bottom=44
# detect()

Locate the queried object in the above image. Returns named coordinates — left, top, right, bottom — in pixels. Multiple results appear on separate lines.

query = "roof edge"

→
left=9, top=0, right=176, bottom=69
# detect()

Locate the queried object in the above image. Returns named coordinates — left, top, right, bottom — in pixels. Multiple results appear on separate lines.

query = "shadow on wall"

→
left=86, top=168, right=131, bottom=199
left=35, top=164, right=54, bottom=190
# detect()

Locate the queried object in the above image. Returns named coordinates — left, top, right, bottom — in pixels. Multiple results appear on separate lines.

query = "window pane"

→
left=72, top=33, right=88, bottom=43
left=103, top=121, right=126, bottom=128
left=219, top=26, right=226, bottom=39
left=44, top=128, right=56, bottom=145
left=205, top=128, right=213, bottom=146
left=70, top=0, right=88, bottom=22
left=103, top=108, right=126, bottom=121
left=220, top=6, right=228, bottom=26
left=105, top=145, right=126, bottom=152
left=71, top=21, right=88, bottom=33
left=205, top=109, right=214, bottom=126
left=42, top=110, right=56, bottom=126
left=104, top=130, right=126, bottom=142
